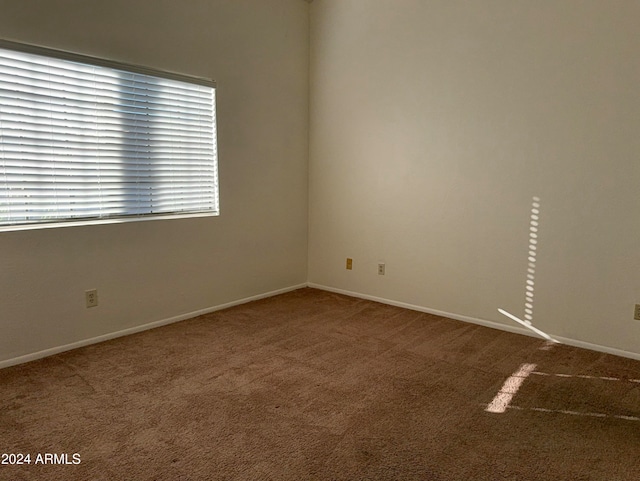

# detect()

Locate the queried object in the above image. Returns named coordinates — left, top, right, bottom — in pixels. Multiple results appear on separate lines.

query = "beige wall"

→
left=0, top=0, right=310, bottom=364
left=309, top=0, right=640, bottom=357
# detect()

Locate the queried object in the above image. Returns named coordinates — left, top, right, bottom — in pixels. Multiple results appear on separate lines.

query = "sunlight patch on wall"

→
left=498, top=308, right=558, bottom=344
left=498, top=197, right=558, bottom=348
left=524, top=197, right=541, bottom=324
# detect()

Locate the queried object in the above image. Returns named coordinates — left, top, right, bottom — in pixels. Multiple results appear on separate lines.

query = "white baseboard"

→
left=4, top=282, right=638, bottom=369
left=0, top=283, right=308, bottom=370
left=308, top=283, right=640, bottom=362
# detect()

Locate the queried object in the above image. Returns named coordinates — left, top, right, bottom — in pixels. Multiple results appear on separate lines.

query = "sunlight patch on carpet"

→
left=485, top=363, right=537, bottom=414
left=507, top=405, right=640, bottom=422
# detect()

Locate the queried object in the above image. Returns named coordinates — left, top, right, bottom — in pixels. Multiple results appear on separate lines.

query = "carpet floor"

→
left=1, top=288, right=639, bottom=480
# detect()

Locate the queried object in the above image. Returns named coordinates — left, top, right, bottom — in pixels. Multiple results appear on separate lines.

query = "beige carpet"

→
left=1, top=288, right=639, bottom=480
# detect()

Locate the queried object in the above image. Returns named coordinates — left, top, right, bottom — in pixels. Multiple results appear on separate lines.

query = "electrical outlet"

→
left=346, top=258, right=353, bottom=270
left=635, top=304, right=640, bottom=321
left=378, top=263, right=385, bottom=275
left=85, top=289, right=98, bottom=308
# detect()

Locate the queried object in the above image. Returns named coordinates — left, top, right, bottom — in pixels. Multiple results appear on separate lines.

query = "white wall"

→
left=309, top=0, right=640, bottom=357
left=3, top=0, right=639, bottom=365
left=0, top=0, right=309, bottom=364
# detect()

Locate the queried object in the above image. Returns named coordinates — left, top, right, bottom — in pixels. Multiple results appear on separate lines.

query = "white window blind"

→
left=0, top=40, right=218, bottom=230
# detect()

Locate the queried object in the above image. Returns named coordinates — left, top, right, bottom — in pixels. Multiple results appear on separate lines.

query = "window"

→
left=0, top=40, right=218, bottom=231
